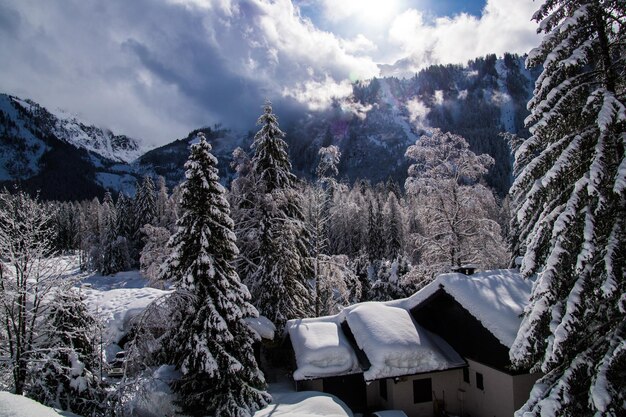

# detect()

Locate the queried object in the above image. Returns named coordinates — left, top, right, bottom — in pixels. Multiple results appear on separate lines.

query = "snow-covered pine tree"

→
left=29, top=290, right=106, bottom=416
left=384, top=192, right=404, bottom=260
left=366, top=198, right=384, bottom=262
left=369, top=258, right=409, bottom=302
left=99, top=192, right=130, bottom=275
left=115, top=192, right=134, bottom=241
left=131, top=175, right=157, bottom=264
left=509, top=2, right=625, bottom=415
left=134, top=176, right=157, bottom=230
left=246, top=102, right=313, bottom=331
left=161, top=133, right=270, bottom=417
left=139, top=224, right=171, bottom=288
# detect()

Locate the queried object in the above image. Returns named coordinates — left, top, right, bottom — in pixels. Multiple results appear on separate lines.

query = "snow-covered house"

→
left=286, top=269, right=542, bottom=417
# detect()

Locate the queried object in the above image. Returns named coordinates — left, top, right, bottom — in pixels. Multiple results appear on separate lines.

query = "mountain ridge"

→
left=0, top=53, right=538, bottom=200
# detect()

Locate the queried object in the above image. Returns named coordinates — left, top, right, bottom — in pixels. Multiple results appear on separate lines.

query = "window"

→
left=379, top=379, right=387, bottom=400
left=413, top=378, right=432, bottom=403
left=463, top=367, right=470, bottom=384
left=476, top=372, right=484, bottom=390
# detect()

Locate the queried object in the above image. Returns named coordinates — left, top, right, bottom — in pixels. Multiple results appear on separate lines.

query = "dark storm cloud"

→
left=0, top=0, right=538, bottom=147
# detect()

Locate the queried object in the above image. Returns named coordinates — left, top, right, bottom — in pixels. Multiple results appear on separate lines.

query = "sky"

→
left=0, top=0, right=541, bottom=148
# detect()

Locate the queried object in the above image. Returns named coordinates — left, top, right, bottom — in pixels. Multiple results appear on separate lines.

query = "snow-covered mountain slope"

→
left=7, top=95, right=145, bottom=163
left=0, top=95, right=48, bottom=180
left=0, top=94, right=141, bottom=199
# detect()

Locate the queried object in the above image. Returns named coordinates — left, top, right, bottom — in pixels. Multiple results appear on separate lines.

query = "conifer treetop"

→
left=252, top=101, right=296, bottom=192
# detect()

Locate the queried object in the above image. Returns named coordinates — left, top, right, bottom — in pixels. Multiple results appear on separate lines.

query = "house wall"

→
left=381, top=369, right=464, bottom=417
left=367, top=380, right=384, bottom=409
left=513, top=371, right=542, bottom=411
left=462, top=359, right=540, bottom=417
left=296, top=378, right=323, bottom=392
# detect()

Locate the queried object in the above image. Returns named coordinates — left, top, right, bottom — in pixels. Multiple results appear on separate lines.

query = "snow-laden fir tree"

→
left=384, top=192, right=404, bottom=260
left=134, top=175, right=157, bottom=231
left=29, top=290, right=106, bottom=417
left=368, top=258, right=409, bottom=302
left=131, top=175, right=157, bottom=264
left=161, top=133, right=270, bottom=417
left=366, top=198, right=385, bottom=262
left=99, top=192, right=130, bottom=275
left=139, top=224, right=172, bottom=288
left=509, top=1, right=625, bottom=416
left=242, top=102, right=313, bottom=331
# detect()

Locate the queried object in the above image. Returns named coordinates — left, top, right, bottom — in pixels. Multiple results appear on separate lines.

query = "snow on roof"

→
left=0, top=392, right=80, bottom=417
left=245, top=315, right=276, bottom=340
left=287, top=269, right=528, bottom=381
left=398, top=269, right=533, bottom=348
left=344, top=303, right=464, bottom=381
left=254, top=390, right=353, bottom=417
left=287, top=318, right=360, bottom=381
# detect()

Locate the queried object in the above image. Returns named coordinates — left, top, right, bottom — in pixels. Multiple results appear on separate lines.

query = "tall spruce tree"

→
left=509, top=1, right=625, bottom=416
left=245, top=102, right=313, bottom=331
left=161, top=133, right=270, bottom=417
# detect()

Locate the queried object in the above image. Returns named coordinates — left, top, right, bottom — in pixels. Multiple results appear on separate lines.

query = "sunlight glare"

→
left=335, top=0, right=401, bottom=26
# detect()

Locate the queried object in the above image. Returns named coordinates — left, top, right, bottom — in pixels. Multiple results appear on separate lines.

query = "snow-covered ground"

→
left=79, top=269, right=171, bottom=348
left=254, top=380, right=353, bottom=417
left=1, top=257, right=357, bottom=416
left=0, top=392, right=80, bottom=417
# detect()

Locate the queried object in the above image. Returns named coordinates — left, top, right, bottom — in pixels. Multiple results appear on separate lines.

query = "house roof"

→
left=395, top=269, right=533, bottom=348
left=287, top=269, right=532, bottom=382
left=343, top=302, right=465, bottom=381
left=288, top=317, right=360, bottom=381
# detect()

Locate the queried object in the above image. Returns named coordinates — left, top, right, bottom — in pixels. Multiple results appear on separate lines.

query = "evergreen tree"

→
left=366, top=197, right=385, bottom=262
left=245, top=102, right=313, bottom=331
left=99, top=192, right=129, bottom=275
left=369, top=258, right=409, bottom=302
left=115, top=193, right=134, bottom=241
left=161, top=133, right=270, bottom=416
left=29, top=290, right=106, bottom=416
left=132, top=175, right=157, bottom=265
left=384, top=192, right=404, bottom=259
left=509, top=2, right=625, bottom=416
left=134, top=176, right=157, bottom=230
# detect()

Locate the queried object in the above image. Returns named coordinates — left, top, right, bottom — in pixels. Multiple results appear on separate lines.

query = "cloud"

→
left=282, top=76, right=353, bottom=111
left=406, top=98, right=430, bottom=127
left=0, top=0, right=540, bottom=146
left=0, top=0, right=379, bottom=146
left=385, top=0, right=540, bottom=76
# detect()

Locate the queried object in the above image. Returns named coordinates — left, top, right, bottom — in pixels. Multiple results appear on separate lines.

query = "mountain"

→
left=0, top=94, right=144, bottom=199
left=280, top=53, right=539, bottom=195
left=0, top=53, right=538, bottom=201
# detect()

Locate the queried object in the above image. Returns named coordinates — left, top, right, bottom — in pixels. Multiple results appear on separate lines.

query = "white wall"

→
left=462, top=359, right=540, bottom=417
left=383, top=369, right=464, bottom=417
